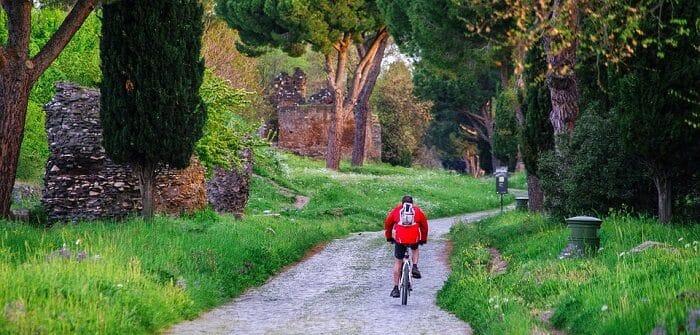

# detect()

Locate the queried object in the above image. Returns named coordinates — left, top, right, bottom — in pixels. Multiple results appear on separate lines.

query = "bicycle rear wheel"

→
left=401, top=263, right=410, bottom=305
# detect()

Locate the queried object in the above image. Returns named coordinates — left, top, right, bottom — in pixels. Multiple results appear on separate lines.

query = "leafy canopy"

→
left=217, top=0, right=384, bottom=56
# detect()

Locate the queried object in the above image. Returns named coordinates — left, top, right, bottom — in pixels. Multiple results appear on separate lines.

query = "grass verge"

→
left=1, top=154, right=505, bottom=334
left=438, top=210, right=700, bottom=334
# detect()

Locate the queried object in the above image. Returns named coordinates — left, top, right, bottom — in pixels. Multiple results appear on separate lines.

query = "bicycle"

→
left=399, top=247, right=412, bottom=305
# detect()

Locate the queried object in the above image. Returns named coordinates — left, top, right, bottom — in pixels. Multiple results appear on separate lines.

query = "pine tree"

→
left=100, top=0, right=207, bottom=218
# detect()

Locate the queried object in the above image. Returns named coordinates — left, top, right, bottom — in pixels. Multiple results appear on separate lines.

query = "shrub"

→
left=539, top=109, right=648, bottom=218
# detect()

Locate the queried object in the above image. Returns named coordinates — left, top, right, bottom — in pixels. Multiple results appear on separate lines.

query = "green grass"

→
left=1, top=154, right=505, bottom=334
left=438, top=211, right=700, bottom=335
left=253, top=154, right=510, bottom=226
left=507, top=171, right=527, bottom=190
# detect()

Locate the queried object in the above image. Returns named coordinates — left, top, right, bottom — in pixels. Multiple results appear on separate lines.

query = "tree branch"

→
left=30, top=0, right=97, bottom=83
left=347, top=28, right=388, bottom=107
left=5, top=0, right=32, bottom=57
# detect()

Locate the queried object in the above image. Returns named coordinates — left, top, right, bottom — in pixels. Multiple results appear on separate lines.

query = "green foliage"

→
left=380, top=0, right=504, bottom=172
left=520, top=46, right=554, bottom=178
left=538, top=110, right=648, bottom=218
left=29, top=9, right=102, bottom=103
left=492, top=90, right=518, bottom=170
left=577, top=0, right=700, bottom=221
left=3, top=9, right=102, bottom=183
left=216, top=0, right=384, bottom=57
left=412, top=60, right=499, bottom=171
left=439, top=211, right=700, bottom=335
left=507, top=171, right=527, bottom=190
left=196, top=70, right=259, bottom=174
left=15, top=102, right=49, bottom=182
left=610, top=10, right=700, bottom=215
left=261, top=153, right=508, bottom=222
left=0, top=152, right=507, bottom=332
left=378, top=0, right=508, bottom=73
left=100, top=0, right=207, bottom=169
left=372, top=62, right=432, bottom=167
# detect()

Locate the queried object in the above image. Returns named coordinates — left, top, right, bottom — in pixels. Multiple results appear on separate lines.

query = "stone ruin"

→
left=42, top=82, right=208, bottom=222
left=270, top=69, right=381, bottom=160
left=206, top=148, right=253, bottom=218
left=154, top=156, right=207, bottom=216
left=269, top=68, right=307, bottom=108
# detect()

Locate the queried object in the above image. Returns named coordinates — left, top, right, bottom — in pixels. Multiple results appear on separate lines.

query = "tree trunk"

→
left=543, top=0, right=580, bottom=151
left=326, top=94, right=344, bottom=170
left=135, top=162, right=157, bottom=219
left=0, top=73, right=31, bottom=218
left=322, top=29, right=386, bottom=171
left=324, top=48, right=348, bottom=171
left=527, top=173, right=544, bottom=212
left=351, top=36, right=387, bottom=167
left=0, top=0, right=97, bottom=218
left=484, top=102, right=499, bottom=171
left=653, top=172, right=672, bottom=224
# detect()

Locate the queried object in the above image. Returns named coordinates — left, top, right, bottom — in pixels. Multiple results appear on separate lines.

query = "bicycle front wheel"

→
left=401, top=263, right=410, bottom=305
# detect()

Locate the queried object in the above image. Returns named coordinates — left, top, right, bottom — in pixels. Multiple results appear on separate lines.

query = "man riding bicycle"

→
left=384, top=195, right=429, bottom=298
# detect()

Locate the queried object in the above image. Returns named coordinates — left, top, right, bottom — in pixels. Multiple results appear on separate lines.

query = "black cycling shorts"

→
left=394, top=243, right=419, bottom=259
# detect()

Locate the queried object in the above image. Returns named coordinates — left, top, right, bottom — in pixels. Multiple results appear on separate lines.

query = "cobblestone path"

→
left=166, top=209, right=504, bottom=335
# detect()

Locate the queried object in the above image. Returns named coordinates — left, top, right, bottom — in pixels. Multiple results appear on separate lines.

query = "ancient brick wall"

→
left=272, top=70, right=381, bottom=160
left=42, top=82, right=207, bottom=222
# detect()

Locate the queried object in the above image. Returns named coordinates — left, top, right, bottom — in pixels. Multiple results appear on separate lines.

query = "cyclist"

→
left=384, top=195, right=428, bottom=298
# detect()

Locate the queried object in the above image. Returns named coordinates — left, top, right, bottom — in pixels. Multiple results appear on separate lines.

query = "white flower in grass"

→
left=601, top=305, right=609, bottom=312
left=75, top=239, right=81, bottom=245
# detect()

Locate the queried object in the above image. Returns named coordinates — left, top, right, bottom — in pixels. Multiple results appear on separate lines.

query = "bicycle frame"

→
left=399, top=248, right=412, bottom=305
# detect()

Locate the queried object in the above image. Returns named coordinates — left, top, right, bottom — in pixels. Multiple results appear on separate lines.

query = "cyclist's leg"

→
left=393, top=243, right=407, bottom=286
left=411, top=244, right=419, bottom=266
left=410, top=244, right=422, bottom=278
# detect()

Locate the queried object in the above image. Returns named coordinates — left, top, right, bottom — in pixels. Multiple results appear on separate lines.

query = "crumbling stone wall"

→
left=154, top=156, right=207, bottom=216
left=271, top=69, right=381, bottom=160
left=43, top=82, right=207, bottom=222
left=206, top=148, right=253, bottom=218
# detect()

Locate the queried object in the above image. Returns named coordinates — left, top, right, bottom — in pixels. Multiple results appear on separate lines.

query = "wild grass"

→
left=1, top=154, right=503, bottom=334
left=438, top=210, right=700, bottom=335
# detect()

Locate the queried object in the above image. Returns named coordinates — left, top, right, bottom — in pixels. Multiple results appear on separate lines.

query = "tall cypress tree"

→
left=521, top=44, right=554, bottom=212
left=100, top=0, right=206, bottom=218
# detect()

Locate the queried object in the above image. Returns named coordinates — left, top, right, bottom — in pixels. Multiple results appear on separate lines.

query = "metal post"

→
left=500, top=194, right=503, bottom=212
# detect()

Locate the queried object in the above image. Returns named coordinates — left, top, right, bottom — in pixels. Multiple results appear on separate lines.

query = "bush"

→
left=539, top=109, right=648, bottom=218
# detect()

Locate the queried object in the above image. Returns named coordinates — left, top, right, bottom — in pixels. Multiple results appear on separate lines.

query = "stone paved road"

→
left=166, top=208, right=506, bottom=335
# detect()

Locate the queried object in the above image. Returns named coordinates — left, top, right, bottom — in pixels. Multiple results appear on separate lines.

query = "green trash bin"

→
left=566, top=216, right=603, bottom=255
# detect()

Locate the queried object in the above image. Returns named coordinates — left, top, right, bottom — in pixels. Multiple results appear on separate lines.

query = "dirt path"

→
left=165, top=208, right=505, bottom=335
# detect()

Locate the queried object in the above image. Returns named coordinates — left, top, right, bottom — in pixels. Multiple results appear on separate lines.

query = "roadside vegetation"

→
left=439, top=211, right=700, bottom=334
left=0, top=154, right=506, bottom=334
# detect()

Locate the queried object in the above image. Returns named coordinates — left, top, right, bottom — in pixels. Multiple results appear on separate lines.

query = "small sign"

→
left=495, top=168, right=508, bottom=194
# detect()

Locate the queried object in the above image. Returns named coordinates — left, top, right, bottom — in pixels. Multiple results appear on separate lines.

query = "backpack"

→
left=399, top=203, right=416, bottom=226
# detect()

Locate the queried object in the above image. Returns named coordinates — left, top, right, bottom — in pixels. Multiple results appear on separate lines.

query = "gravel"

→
left=166, top=209, right=504, bottom=335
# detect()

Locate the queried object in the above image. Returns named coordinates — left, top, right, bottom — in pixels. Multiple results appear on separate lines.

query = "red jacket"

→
left=384, top=203, right=428, bottom=244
